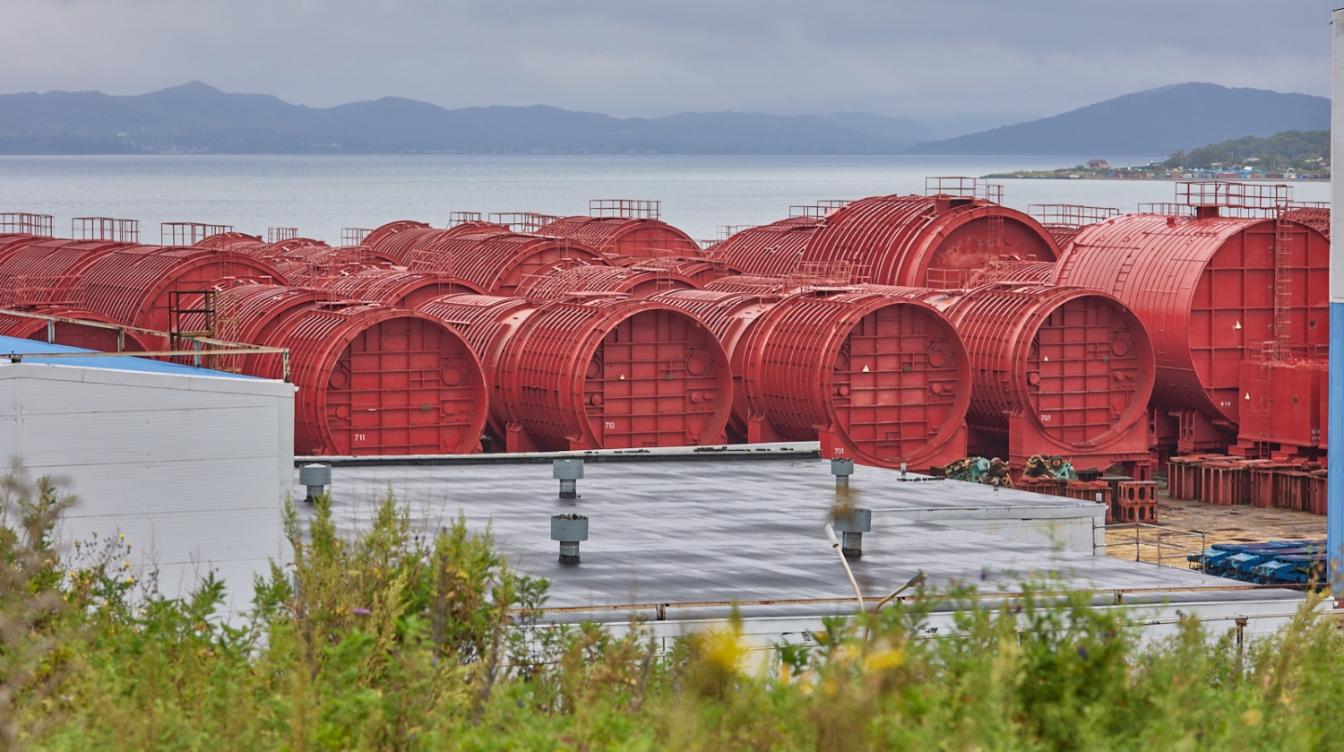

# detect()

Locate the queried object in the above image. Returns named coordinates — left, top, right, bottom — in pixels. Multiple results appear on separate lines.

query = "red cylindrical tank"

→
left=195, top=232, right=266, bottom=253
left=311, top=268, right=484, bottom=307
left=492, top=298, right=732, bottom=451
left=515, top=262, right=696, bottom=302
left=1054, top=214, right=1330, bottom=445
left=535, top=216, right=700, bottom=258
left=252, top=304, right=488, bottom=456
left=965, top=260, right=1058, bottom=286
left=415, top=293, right=537, bottom=447
left=361, top=220, right=431, bottom=254
left=801, top=195, right=1060, bottom=288
left=0, top=239, right=131, bottom=306
left=364, top=221, right=507, bottom=265
left=705, top=217, right=821, bottom=276
left=172, top=282, right=326, bottom=373
left=74, top=246, right=288, bottom=345
left=933, top=284, right=1155, bottom=472
left=403, top=230, right=607, bottom=295
left=0, top=308, right=151, bottom=353
left=738, top=288, right=971, bottom=470
left=649, top=288, right=785, bottom=443
left=0, top=234, right=46, bottom=264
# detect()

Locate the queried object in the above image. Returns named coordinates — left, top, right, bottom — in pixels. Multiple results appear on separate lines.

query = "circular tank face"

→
left=582, top=308, right=726, bottom=448
left=311, top=314, right=486, bottom=456
left=826, top=304, right=965, bottom=464
left=745, top=293, right=969, bottom=468
left=1024, top=294, right=1150, bottom=446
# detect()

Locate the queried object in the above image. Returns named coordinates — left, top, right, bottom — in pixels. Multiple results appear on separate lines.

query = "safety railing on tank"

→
left=448, top=211, right=484, bottom=225
left=923, top=176, right=1003, bottom=203
left=72, top=216, right=140, bottom=243
left=489, top=211, right=561, bottom=234
left=161, top=221, right=234, bottom=245
left=589, top=199, right=661, bottom=220
left=715, top=224, right=757, bottom=240
left=266, top=226, right=298, bottom=243
left=0, top=212, right=54, bottom=237
left=341, top=227, right=373, bottom=246
left=1175, top=180, right=1292, bottom=209
left=1136, top=202, right=1196, bottom=216
left=788, top=199, right=850, bottom=219
left=1028, top=203, right=1120, bottom=229
left=0, top=308, right=291, bottom=379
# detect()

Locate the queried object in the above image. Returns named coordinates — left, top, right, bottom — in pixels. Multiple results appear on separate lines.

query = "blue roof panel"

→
left=0, top=335, right=258, bottom=379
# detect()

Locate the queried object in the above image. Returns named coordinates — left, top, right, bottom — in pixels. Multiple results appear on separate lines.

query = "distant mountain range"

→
left=0, top=82, right=931, bottom=155
left=907, top=83, right=1329, bottom=156
left=0, top=81, right=1329, bottom=156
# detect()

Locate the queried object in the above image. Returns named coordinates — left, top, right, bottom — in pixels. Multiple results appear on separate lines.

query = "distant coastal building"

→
left=1087, top=159, right=1110, bottom=170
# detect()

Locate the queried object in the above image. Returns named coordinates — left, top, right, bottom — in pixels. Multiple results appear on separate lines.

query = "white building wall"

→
left=0, top=363, right=295, bottom=614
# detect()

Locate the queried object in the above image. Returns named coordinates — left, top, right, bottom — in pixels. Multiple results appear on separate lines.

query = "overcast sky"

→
left=3, top=0, right=1336, bottom=131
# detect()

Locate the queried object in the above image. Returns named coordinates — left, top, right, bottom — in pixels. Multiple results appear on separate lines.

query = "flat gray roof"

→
left=303, top=455, right=1302, bottom=623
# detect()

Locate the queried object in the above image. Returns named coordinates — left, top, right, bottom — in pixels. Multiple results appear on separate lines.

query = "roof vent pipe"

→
left=299, top=463, right=331, bottom=504
left=832, top=507, right=872, bottom=559
left=553, top=459, right=584, bottom=499
left=551, top=514, right=589, bottom=565
left=830, top=458, right=854, bottom=489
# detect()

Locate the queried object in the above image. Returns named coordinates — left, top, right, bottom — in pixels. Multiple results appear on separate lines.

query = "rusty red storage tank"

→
left=514, top=262, right=697, bottom=302
left=535, top=215, right=700, bottom=258
left=249, top=304, right=488, bottom=456
left=966, top=259, right=1057, bottom=286
left=414, top=293, right=537, bottom=448
left=649, top=288, right=785, bottom=443
left=1054, top=214, right=1330, bottom=449
left=0, top=238, right=131, bottom=305
left=172, top=282, right=326, bottom=372
left=402, top=229, right=607, bottom=295
left=73, top=245, right=288, bottom=345
left=195, top=232, right=266, bottom=253
left=738, top=287, right=971, bottom=470
left=364, top=221, right=507, bottom=265
left=0, top=308, right=151, bottom=353
left=705, top=216, right=821, bottom=276
left=494, top=297, right=731, bottom=451
left=801, top=194, right=1060, bottom=288
left=931, top=284, right=1155, bottom=473
left=312, top=268, right=484, bottom=307
left=361, top=220, right=430, bottom=255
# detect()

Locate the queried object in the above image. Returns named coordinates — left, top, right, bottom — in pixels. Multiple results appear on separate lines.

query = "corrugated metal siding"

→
left=0, top=363, right=294, bottom=614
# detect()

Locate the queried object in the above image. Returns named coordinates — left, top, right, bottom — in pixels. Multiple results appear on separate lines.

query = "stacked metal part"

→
left=414, top=293, right=733, bottom=453
left=1055, top=212, right=1330, bottom=457
left=0, top=183, right=1330, bottom=471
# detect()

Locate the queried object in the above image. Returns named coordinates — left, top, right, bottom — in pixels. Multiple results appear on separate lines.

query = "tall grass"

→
left=3, top=466, right=1341, bottom=750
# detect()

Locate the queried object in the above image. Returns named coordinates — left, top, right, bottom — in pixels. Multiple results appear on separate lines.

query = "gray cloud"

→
left=2, top=0, right=1334, bottom=131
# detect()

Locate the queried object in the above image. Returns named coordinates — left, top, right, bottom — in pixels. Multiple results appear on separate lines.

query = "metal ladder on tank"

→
left=168, top=290, right=216, bottom=368
left=1248, top=218, right=1297, bottom=456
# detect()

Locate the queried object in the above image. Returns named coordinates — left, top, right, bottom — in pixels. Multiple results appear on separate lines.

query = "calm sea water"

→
left=0, top=154, right=1328, bottom=244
